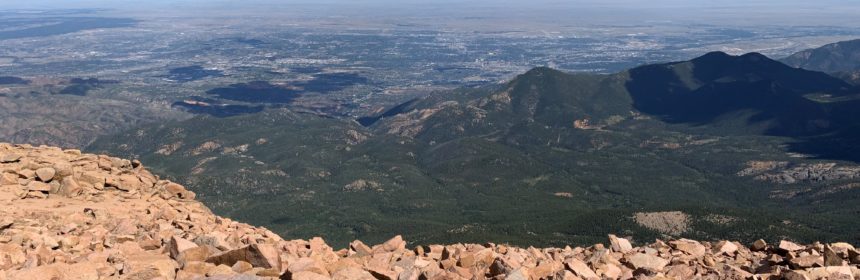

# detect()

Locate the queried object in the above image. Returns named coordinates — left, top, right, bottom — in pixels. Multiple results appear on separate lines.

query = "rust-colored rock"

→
left=564, top=258, right=598, bottom=279
left=331, top=267, right=376, bottom=280
left=751, top=239, right=768, bottom=251
left=291, top=271, right=333, bottom=280
left=670, top=239, right=707, bottom=257
left=381, top=235, right=406, bottom=252
left=0, top=172, right=17, bottom=185
left=625, top=253, right=669, bottom=271
left=608, top=234, right=633, bottom=253
left=713, top=240, right=739, bottom=256
left=168, top=236, right=199, bottom=259
left=780, top=240, right=806, bottom=252
left=207, top=243, right=282, bottom=270
left=26, top=180, right=51, bottom=192
left=288, top=257, right=330, bottom=276
left=35, top=167, right=56, bottom=182
left=789, top=255, right=824, bottom=269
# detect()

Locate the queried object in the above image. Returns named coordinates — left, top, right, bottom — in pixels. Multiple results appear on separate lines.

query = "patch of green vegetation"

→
left=90, top=52, right=860, bottom=247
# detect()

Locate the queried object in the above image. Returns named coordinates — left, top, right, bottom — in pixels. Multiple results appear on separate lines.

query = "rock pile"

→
left=0, top=143, right=283, bottom=279
left=1, top=143, right=859, bottom=280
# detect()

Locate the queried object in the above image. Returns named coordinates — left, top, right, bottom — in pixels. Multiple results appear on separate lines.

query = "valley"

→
left=89, top=51, right=860, bottom=248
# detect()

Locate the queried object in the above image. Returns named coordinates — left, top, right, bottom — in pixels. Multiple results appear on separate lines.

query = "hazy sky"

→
left=5, top=0, right=860, bottom=27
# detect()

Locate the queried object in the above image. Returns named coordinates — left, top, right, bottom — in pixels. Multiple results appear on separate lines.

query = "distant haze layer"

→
left=5, top=0, right=860, bottom=29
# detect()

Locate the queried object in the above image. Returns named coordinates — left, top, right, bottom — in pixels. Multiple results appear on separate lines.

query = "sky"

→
left=3, top=0, right=860, bottom=27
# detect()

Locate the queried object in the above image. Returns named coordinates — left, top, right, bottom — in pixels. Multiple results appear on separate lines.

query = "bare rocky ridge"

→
left=738, top=161, right=860, bottom=184
left=0, top=86, right=189, bottom=148
left=1, top=143, right=860, bottom=280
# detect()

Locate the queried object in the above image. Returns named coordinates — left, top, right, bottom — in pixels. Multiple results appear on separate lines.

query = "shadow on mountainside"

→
left=625, top=51, right=846, bottom=136
left=625, top=51, right=860, bottom=162
left=784, top=98, right=860, bottom=162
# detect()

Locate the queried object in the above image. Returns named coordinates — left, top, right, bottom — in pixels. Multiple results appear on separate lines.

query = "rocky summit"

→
left=1, top=143, right=859, bottom=280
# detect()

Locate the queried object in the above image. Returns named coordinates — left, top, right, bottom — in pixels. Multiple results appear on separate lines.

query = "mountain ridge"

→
left=781, top=39, right=860, bottom=73
left=90, top=50, right=860, bottom=249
